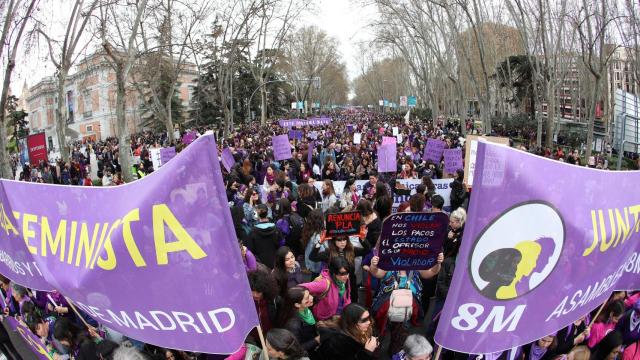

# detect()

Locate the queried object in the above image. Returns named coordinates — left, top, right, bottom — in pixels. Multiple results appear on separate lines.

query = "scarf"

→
left=298, top=308, right=316, bottom=326
left=336, top=280, right=346, bottom=297
left=529, top=344, right=547, bottom=360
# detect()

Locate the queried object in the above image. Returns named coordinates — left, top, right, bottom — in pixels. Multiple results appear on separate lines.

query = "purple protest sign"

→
left=435, top=142, right=640, bottom=354
left=221, top=148, right=235, bottom=172
left=377, top=143, right=396, bottom=173
left=443, top=148, right=463, bottom=174
left=288, top=130, right=303, bottom=140
left=160, top=146, right=176, bottom=165
left=378, top=212, right=448, bottom=270
left=307, top=141, right=314, bottom=166
left=0, top=135, right=259, bottom=354
left=3, top=317, right=52, bottom=360
left=424, top=139, right=445, bottom=162
left=382, top=136, right=397, bottom=146
left=347, top=124, right=354, bottom=133
left=272, top=134, right=292, bottom=161
left=182, top=131, right=197, bottom=145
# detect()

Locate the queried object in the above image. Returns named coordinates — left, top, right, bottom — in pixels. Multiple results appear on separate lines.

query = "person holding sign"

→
left=367, top=253, right=443, bottom=356
left=309, top=218, right=370, bottom=303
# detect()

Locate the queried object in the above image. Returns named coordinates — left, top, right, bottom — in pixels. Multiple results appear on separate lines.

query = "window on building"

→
left=616, top=73, right=621, bottom=81
left=86, top=125, right=93, bottom=132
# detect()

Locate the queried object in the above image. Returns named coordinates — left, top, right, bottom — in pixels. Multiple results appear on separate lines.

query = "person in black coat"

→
left=313, top=304, right=377, bottom=360
left=246, top=204, right=280, bottom=268
left=278, top=287, right=320, bottom=354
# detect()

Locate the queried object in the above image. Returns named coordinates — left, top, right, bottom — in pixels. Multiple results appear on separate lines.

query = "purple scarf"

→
left=529, top=344, right=547, bottom=360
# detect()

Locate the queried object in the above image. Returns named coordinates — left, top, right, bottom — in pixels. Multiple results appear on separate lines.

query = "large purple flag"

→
left=424, top=139, right=445, bottom=163
left=377, top=144, right=396, bottom=173
left=3, top=317, right=51, bottom=360
left=443, top=148, right=463, bottom=174
left=182, top=131, right=197, bottom=145
left=0, top=135, right=259, bottom=354
left=221, top=148, right=235, bottom=172
left=435, top=142, right=640, bottom=354
left=272, top=135, right=292, bottom=161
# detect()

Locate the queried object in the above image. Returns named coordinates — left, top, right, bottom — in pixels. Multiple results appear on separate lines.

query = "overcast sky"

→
left=10, top=0, right=379, bottom=96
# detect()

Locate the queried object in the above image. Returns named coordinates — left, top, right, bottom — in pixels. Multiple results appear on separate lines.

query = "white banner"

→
left=354, top=132, right=362, bottom=144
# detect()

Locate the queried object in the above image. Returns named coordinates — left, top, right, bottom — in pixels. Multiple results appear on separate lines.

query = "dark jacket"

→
left=435, top=256, right=456, bottom=300
left=246, top=222, right=280, bottom=268
left=312, top=329, right=374, bottom=360
left=285, top=316, right=319, bottom=353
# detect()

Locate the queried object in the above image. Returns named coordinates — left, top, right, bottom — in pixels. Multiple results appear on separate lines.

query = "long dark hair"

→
left=273, top=246, right=294, bottom=297
left=340, top=303, right=373, bottom=345
left=276, top=286, right=307, bottom=327
left=356, top=199, right=374, bottom=217
left=266, top=328, right=307, bottom=359
left=276, top=198, right=292, bottom=220
left=301, top=209, right=324, bottom=249
left=327, top=236, right=355, bottom=266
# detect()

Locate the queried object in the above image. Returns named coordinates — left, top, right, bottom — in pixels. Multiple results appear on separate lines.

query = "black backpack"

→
left=285, top=213, right=305, bottom=256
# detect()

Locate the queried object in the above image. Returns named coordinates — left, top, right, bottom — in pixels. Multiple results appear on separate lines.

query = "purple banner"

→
left=221, top=148, right=235, bottom=172
left=182, top=131, right=197, bottom=145
left=160, top=146, right=176, bottom=165
left=377, top=143, right=396, bottom=173
left=424, top=139, right=445, bottom=163
left=435, top=142, right=640, bottom=354
left=272, top=135, right=292, bottom=161
left=382, top=136, right=397, bottom=146
left=4, top=316, right=52, bottom=360
left=378, top=212, right=447, bottom=270
left=288, top=130, right=303, bottom=140
left=443, top=148, right=463, bottom=174
left=0, top=135, right=259, bottom=354
left=278, top=118, right=332, bottom=127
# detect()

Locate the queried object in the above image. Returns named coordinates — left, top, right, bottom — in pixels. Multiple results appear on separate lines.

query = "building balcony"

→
left=83, top=111, right=92, bottom=118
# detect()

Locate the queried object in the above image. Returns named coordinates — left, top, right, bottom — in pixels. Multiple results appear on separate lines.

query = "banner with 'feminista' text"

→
left=435, top=141, right=640, bottom=354
left=0, top=134, right=258, bottom=354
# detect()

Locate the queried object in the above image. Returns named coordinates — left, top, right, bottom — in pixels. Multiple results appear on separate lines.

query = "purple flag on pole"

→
left=435, top=141, right=640, bottom=354
left=160, top=146, right=176, bottom=165
left=288, top=130, right=303, bottom=140
left=377, top=143, right=396, bottom=173
left=307, top=141, right=314, bottom=166
left=443, top=148, right=463, bottom=174
left=272, top=134, right=292, bottom=161
left=424, top=139, right=445, bottom=162
left=0, top=135, right=259, bottom=354
left=182, top=131, right=197, bottom=145
left=221, top=148, right=235, bottom=172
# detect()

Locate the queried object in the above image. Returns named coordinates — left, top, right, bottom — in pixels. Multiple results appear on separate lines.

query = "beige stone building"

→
left=24, top=52, right=197, bottom=150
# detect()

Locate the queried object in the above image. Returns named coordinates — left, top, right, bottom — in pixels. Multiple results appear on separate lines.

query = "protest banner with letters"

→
left=443, top=148, right=463, bottom=174
left=435, top=141, right=640, bottom=354
left=377, top=212, right=448, bottom=270
left=272, top=135, right=292, bottom=161
left=382, top=136, right=397, bottom=146
left=3, top=316, right=52, bottom=360
left=0, top=135, right=259, bottom=354
left=149, top=148, right=162, bottom=171
left=463, top=135, right=509, bottom=187
left=27, top=133, right=47, bottom=165
left=326, top=211, right=362, bottom=237
left=221, top=148, right=235, bottom=172
left=424, top=139, right=445, bottom=163
left=288, top=130, right=303, bottom=140
left=160, top=146, right=177, bottom=165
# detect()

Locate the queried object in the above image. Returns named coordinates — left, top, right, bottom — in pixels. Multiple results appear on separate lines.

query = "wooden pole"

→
left=256, top=325, right=269, bottom=360
left=66, top=299, right=91, bottom=329
left=434, top=345, right=443, bottom=360
left=587, top=299, right=609, bottom=330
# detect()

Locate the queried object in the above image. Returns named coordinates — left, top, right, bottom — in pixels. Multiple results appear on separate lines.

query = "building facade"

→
left=24, top=52, right=197, bottom=151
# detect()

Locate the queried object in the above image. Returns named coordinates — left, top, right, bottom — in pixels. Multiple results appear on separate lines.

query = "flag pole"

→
left=256, top=325, right=269, bottom=360
left=434, top=345, right=442, bottom=360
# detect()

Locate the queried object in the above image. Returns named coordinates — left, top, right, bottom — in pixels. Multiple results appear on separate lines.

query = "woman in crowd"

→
left=297, top=183, right=317, bottom=219
left=356, top=158, right=373, bottom=180
left=392, top=334, right=433, bottom=360
left=278, top=286, right=320, bottom=354
left=266, top=328, right=309, bottom=360
left=373, top=182, right=393, bottom=220
left=444, top=208, right=466, bottom=258
left=302, top=209, right=327, bottom=279
left=273, top=247, right=304, bottom=298
left=299, top=163, right=312, bottom=184
left=587, top=300, right=624, bottom=348
left=243, top=188, right=265, bottom=229
left=322, top=159, right=338, bottom=181
left=589, top=331, right=623, bottom=360
left=321, top=180, right=337, bottom=212
left=357, top=199, right=382, bottom=249
left=300, top=257, right=353, bottom=321
left=312, top=303, right=378, bottom=360
left=248, top=268, right=279, bottom=333
left=340, top=178, right=360, bottom=210
left=368, top=253, right=444, bottom=355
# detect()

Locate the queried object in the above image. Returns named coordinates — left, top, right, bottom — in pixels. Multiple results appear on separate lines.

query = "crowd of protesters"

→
left=2, top=109, right=638, bottom=360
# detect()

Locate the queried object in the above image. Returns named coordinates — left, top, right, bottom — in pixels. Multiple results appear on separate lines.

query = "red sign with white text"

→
left=27, top=133, right=47, bottom=165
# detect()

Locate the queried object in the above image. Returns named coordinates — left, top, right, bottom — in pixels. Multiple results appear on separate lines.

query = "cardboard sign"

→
left=463, top=135, right=509, bottom=187
left=27, top=133, right=47, bottom=165
left=354, top=133, right=362, bottom=144
left=325, top=211, right=362, bottom=237
left=272, top=135, right=292, bottom=161
left=377, top=212, right=448, bottom=270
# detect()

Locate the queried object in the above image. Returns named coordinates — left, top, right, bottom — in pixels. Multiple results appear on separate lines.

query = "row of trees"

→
left=354, top=0, right=640, bottom=160
left=0, top=0, right=350, bottom=181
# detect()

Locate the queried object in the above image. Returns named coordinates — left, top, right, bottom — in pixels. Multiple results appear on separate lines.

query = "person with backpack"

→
left=247, top=204, right=281, bottom=269
left=275, top=198, right=305, bottom=258
left=367, top=252, right=444, bottom=356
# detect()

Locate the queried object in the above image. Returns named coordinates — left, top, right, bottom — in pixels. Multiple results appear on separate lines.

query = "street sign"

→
left=408, top=96, right=417, bottom=107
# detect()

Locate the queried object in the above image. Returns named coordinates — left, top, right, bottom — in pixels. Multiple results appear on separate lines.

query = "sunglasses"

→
left=337, top=271, right=350, bottom=276
left=358, top=316, right=371, bottom=324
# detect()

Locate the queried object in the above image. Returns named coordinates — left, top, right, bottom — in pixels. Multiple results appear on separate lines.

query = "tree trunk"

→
left=585, top=76, right=601, bottom=161
left=545, top=82, right=555, bottom=148
left=166, top=87, right=175, bottom=143
left=116, top=70, right=134, bottom=183
left=0, top=59, right=16, bottom=179
left=260, top=86, right=267, bottom=125
left=56, top=69, right=70, bottom=161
